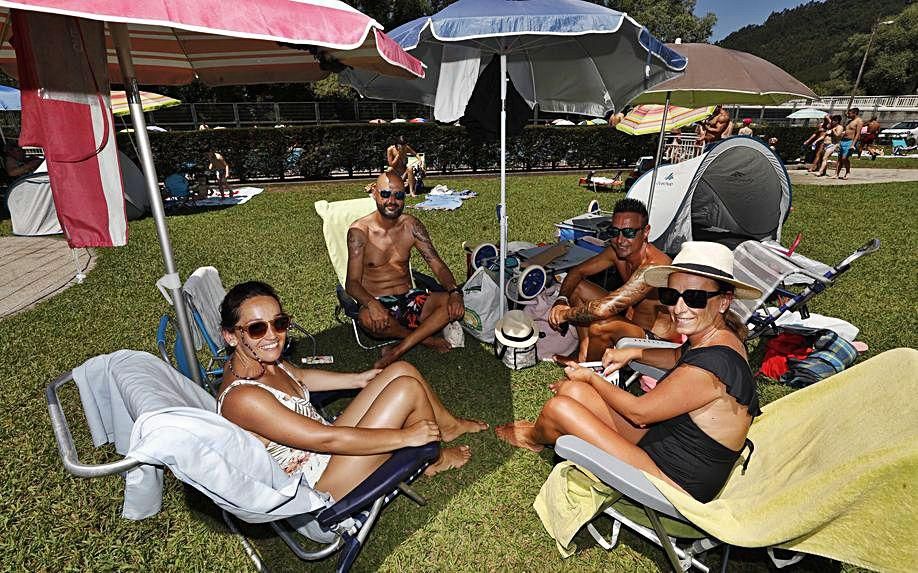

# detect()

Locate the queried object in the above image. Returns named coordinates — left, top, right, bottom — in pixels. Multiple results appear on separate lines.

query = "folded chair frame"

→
left=46, top=369, right=439, bottom=573
left=555, top=436, right=803, bottom=572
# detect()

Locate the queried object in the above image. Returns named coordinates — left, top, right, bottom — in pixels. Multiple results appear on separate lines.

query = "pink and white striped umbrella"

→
left=0, top=0, right=425, bottom=84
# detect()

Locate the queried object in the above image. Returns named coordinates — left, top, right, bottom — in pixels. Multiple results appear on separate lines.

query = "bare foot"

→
left=422, top=336, right=452, bottom=354
left=373, top=346, right=400, bottom=369
left=424, top=445, right=471, bottom=476
left=441, top=417, right=489, bottom=442
left=494, top=421, right=544, bottom=452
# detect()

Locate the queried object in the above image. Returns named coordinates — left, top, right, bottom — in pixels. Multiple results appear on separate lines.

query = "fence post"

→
left=392, top=102, right=397, bottom=120
left=233, top=103, right=240, bottom=128
left=354, top=100, right=360, bottom=122
left=190, top=103, right=198, bottom=129
left=274, top=103, right=281, bottom=126
left=315, top=102, right=321, bottom=124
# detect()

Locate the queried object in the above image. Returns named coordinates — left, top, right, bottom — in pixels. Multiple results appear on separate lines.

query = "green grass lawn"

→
left=849, top=156, right=918, bottom=169
left=1, top=175, right=916, bottom=571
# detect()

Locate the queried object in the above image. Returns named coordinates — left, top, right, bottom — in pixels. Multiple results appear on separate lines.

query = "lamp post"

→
left=847, top=19, right=895, bottom=111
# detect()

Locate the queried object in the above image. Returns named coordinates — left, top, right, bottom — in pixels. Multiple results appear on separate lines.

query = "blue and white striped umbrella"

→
left=342, top=0, right=686, bottom=313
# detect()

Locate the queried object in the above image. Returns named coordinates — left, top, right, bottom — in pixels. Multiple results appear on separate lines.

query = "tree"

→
left=592, top=1, right=716, bottom=42
left=821, top=3, right=918, bottom=96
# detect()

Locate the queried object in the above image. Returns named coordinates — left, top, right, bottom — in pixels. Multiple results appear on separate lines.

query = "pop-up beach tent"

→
left=626, top=136, right=791, bottom=254
left=6, top=151, right=149, bottom=236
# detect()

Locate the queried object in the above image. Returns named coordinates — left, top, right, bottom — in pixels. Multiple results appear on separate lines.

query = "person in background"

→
left=803, top=115, right=830, bottom=171
left=386, top=135, right=420, bottom=197
left=815, top=115, right=843, bottom=177
left=3, top=142, right=42, bottom=179
left=858, top=116, right=880, bottom=159
left=737, top=118, right=754, bottom=136
left=697, top=105, right=733, bottom=147
left=768, top=137, right=779, bottom=154
left=835, top=108, right=862, bottom=180
left=207, top=150, right=232, bottom=198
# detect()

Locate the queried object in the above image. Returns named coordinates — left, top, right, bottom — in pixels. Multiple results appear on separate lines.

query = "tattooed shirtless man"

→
left=548, top=198, right=678, bottom=361
left=346, top=172, right=464, bottom=368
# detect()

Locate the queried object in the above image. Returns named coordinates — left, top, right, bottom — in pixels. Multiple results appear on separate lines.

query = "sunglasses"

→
left=658, top=287, right=723, bottom=309
left=608, top=226, right=643, bottom=239
left=235, top=315, right=291, bottom=339
left=379, top=189, right=406, bottom=200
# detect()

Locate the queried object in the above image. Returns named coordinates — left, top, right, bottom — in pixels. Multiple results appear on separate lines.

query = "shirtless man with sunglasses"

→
left=347, top=172, right=464, bottom=368
left=548, top=198, right=677, bottom=361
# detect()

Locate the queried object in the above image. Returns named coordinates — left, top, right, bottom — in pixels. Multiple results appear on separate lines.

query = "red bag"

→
left=758, top=333, right=811, bottom=379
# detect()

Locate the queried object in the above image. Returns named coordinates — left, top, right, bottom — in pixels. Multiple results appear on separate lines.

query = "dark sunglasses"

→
left=235, top=315, right=291, bottom=339
left=658, top=287, right=723, bottom=309
left=379, top=189, right=406, bottom=200
left=608, top=226, right=643, bottom=239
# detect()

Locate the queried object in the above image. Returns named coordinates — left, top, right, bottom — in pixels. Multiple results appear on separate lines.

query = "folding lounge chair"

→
left=156, top=266, right=318, bottom=390
left=314, top=198, right=443, bottom=350
left=731, top=238, right=880, bottom=339
left=552, top=348, right=918, bottom=572
left=46, top=350, right=439, bottom=573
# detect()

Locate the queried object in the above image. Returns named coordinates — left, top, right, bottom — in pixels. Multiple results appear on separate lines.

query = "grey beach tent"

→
left=626, top=136, right=791, bottom=254
left=5, top=151, right=149, bottom=236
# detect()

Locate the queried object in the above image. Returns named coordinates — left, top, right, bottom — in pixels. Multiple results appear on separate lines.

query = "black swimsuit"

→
left=638, top=345, right=760, bottom=503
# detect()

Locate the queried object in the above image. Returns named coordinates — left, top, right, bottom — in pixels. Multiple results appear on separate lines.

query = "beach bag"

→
left=494, top=340, right=538, bottom=370
left=521, top=284, right=579, bottom=360
left=461, top=267, right=503, bottom=343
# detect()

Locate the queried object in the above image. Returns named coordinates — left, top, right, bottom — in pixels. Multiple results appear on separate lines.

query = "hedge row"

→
left=115, top=124, right=815, bottom=182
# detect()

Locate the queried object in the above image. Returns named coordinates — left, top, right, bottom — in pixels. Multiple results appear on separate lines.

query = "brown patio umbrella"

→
left=630, top=43, right=817, bottom=107
left=627, top=43, right=816, bottom=211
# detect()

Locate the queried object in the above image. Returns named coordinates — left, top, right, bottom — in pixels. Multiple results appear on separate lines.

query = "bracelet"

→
left=553, top=295, right=570, bottom=306
left=448, top=287, right=462, bottom=296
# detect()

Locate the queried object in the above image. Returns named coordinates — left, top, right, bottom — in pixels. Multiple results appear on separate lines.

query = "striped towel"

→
left=780, top=329, right=858, bottom=388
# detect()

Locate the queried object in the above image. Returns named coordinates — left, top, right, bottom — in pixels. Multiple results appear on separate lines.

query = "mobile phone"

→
left=302, top=355, right=334, bottom=365
left=577, top=361, right=618, bottom=384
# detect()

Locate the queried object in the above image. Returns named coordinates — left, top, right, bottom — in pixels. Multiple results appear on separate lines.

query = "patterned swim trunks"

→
left=377, top=289, right=429, bottom=329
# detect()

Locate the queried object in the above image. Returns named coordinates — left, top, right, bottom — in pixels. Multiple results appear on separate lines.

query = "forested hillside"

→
left=719, top=0, right=913, bottom=95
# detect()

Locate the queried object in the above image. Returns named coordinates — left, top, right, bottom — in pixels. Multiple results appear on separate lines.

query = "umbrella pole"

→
left=498, top=53, right=508, bottom=317
left=111, top=24, right=201, bottom=386
left=646, top=91, right=671, bottom=213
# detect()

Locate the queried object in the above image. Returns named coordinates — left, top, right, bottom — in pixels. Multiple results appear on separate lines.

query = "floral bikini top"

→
left=217, top=362, right=331, bottom=485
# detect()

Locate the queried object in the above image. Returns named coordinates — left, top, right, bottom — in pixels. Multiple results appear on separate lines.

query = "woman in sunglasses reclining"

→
left=497, top=242, right=762, bottom=502
left=217, top=281, right=487, bottom=501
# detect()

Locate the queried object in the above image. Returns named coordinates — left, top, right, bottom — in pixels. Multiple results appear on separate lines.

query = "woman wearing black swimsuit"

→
left=496, top=242, right=762, bottom=502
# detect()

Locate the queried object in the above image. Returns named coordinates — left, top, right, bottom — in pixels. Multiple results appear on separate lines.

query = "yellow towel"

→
left=534, top=349, right=917, bottom=570
left=533, top=462, right=619, bottom=557
left=314, top=197, right=376, bottom=285
left=644, top=348, right=918, bottom=572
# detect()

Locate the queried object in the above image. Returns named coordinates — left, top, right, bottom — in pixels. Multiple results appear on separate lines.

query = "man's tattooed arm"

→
left=344, top=226, right=375, bottom=306
left=410, top=218, right=458, bottom=290
left=565, top=265, right=655, bottom=325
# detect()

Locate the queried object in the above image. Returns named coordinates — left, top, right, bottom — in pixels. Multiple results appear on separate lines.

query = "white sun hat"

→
left=494, top=310, right=540, bottom=348
left=643, top=241, right=762, bottom=300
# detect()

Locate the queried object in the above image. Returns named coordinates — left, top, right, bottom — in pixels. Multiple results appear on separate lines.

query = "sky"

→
left=695, top=0, right=818, bottom=41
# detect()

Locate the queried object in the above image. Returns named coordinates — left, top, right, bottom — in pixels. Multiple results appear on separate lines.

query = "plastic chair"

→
left=46, top=350, right=439, bottom=573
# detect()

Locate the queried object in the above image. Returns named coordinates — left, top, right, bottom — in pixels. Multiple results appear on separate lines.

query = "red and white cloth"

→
left=12, top=10, right=127, bottom=247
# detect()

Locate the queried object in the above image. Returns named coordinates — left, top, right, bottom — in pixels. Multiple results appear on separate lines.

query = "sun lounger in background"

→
left=549, top=348, right=918, bottom=571
left=47, top=350, right=439, bottom=572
